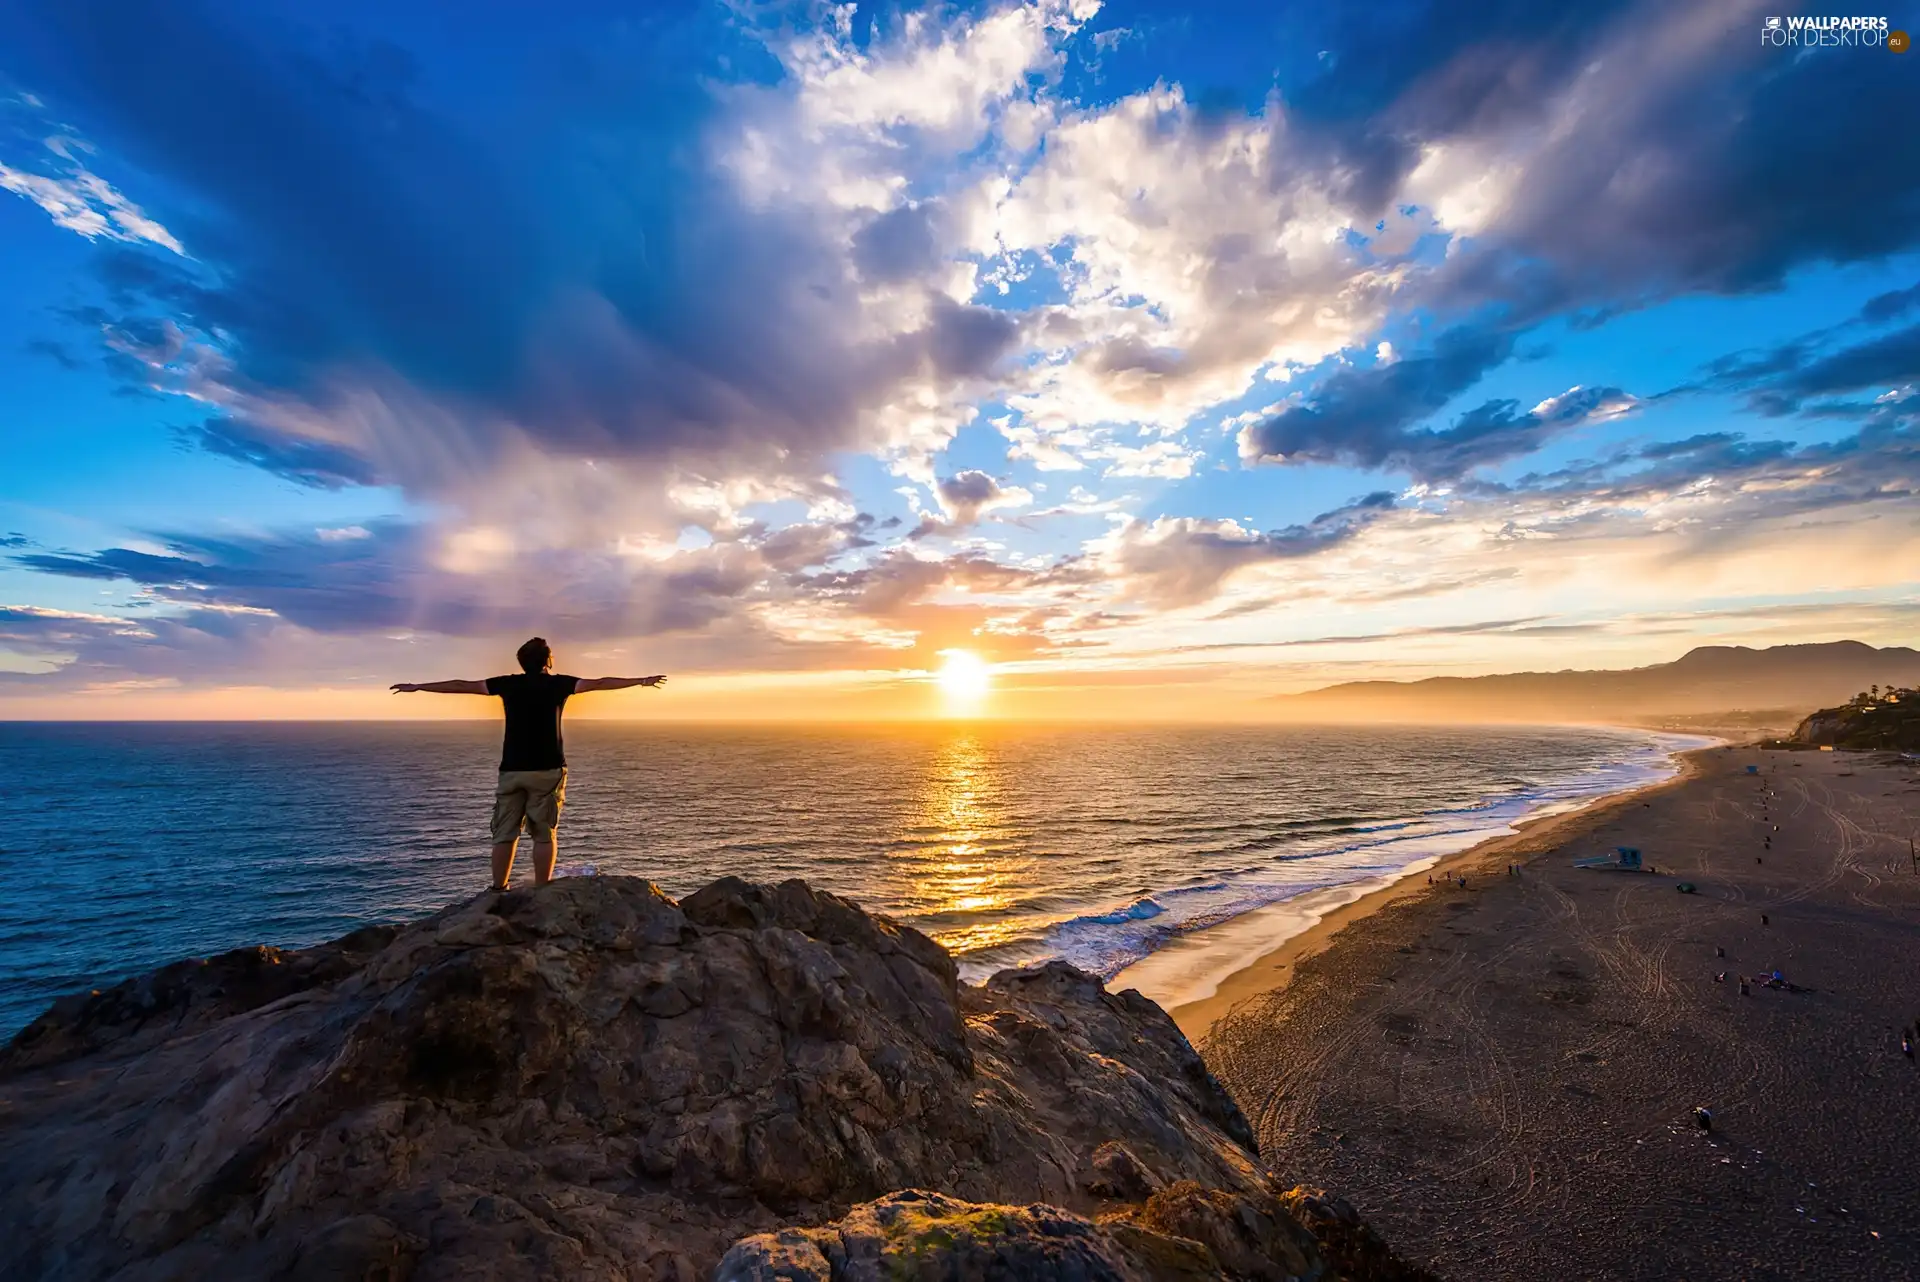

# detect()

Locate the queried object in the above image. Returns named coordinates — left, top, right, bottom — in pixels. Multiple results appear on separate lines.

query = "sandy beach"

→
left=1115, top=742, right=1713, bottom=1041
left=1127, top=746, right=1920, bottom=1280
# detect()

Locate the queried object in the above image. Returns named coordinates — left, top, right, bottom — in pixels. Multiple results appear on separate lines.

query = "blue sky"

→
left=0, top=0, right=1916, bottom=717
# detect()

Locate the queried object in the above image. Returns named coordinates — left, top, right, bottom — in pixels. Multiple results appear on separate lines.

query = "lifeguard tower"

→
left=1574, top=846, right=1643, bottom=871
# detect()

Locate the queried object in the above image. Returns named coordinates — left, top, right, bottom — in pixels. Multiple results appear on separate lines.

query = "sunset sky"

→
left=1, top=0, right=1916, bottom=720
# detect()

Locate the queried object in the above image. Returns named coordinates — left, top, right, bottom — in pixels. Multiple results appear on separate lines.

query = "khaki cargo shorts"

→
left=491, top=768, right=567, bottom=843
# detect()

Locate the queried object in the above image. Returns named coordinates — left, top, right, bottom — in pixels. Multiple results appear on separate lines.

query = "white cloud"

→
left=782, top=1, right=1090, bottom=146
left=1530, top=385, right=1639, bottom=423
left=1084, top=437, right=1202, bottom=479
left=0, top=140, right=184, bottom=255
left=983, top=82, right=1424, bottom=446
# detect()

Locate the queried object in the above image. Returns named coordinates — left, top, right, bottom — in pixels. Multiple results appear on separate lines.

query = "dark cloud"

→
left=5, top=0, right=1014, bottom=494
left=1429, top=9, right=1920, bottom=312
left=915, top=469, right=1029, bottom=536
left=1240, top=325, right=1513, bottom=473
left=1223, top=2, right=1920, bottom=488
left=1286, top=0, right=1634, bottom=128
left=1280, top=0, right=1637, bottom=214
left=1636, top=432, right=1741, bottom=461
left=1694, top=321, right=1920, bottom=417
left=21, top=337, right=81, bottom=369
left=1240, top=326, right=1635, bottom=481
left=851, top=202, right=942, bottom=283
left=1861, top=282, right=1920, bottom=325
left=12, top=521, right=763, bottom=639
left=184, top=417, right=380, bottom=489
left=751, top=518, right=876, bottom=572
left=1269, top=1, right=1920, bottom=327
left=1765, top=324, right=1920, bottom=410
left=1487, top=409, right=1918, bottom=528
left=939, top=471, right=1004, bottom=511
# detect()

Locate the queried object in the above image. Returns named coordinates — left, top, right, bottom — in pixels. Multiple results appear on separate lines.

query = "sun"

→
left=935, top=650, right=992, bottom=705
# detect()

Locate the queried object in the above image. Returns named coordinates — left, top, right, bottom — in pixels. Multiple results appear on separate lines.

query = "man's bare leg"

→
left=531, top=837, right=558, bottom=886
left=490, top=839, right=519, bottom=890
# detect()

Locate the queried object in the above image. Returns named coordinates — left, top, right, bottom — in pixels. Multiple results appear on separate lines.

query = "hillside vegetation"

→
left=1793, top=685, right=1920, bottom=750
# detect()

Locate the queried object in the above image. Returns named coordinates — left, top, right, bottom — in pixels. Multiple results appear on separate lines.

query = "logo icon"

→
left=1892, top=29, right=1911, bottom=52
left=1764, top=15, right=1782, bottom=30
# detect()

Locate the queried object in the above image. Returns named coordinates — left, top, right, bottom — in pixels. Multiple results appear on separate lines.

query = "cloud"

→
left=0, top=136, right=184, bottom=253
left=14, top=0, right=1911, bottom=499
left=1235, top=328, right=1636, bottom=481
left=12, top=520, right=767, bottom=640
left=6, top=0, right=1920, bottom=698
left=1480, top=405, right=1920, bottom=542
left=1095, top=491, right=1396, bottom=607
left=779, top=0, right=1091, bottom=150
left=1238, top=325, right=1512, bottom=473
left=185, top=417, right=382, bottom=489
left=927, top=469, right=1034, bottom=530
left=1411, top=4, right=1920, bottom=313
left=1758, top=323, right=1920, bottom=413
left=1164, top=616, right=1556, bottom=655
left=987, top=80, right=1424, bottom=449
left=851, top=202, right=944, bottom=283
left=1861, top=282, right=1920, bottom=326
left=4, top=0, right=1033, bottom=507
left=985, top=0, right=1920, bottom=475
left=1693, top=320, right=1920, bottom=417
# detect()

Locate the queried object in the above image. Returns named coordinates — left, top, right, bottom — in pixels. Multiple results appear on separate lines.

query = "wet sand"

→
left=1116, top=750, right=1707, bottom=1041
left=1157, top=748, right=1920, bottom=1280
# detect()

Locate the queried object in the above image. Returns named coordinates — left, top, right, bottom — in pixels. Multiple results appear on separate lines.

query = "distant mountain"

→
left=1272, top=641, right=1920, bottom=723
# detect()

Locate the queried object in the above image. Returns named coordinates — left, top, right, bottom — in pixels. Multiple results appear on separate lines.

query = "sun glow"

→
left=935, top=649, right=992, bottom=707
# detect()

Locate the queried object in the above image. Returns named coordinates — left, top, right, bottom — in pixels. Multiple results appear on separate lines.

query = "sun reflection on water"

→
left=889, top=730, right=1035, bottom=957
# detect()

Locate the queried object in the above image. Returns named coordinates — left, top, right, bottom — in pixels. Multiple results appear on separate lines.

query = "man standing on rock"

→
left=391, top=637, right=666, bottom=890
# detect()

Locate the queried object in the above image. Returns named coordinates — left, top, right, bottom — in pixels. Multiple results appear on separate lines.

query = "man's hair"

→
left=516, top=637, right=552, bottom=674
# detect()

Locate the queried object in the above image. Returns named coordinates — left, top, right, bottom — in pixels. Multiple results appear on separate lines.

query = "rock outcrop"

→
left=0, top=875, right=1435, bottom=1281
left=1791, top=694, right=1920, bottom=750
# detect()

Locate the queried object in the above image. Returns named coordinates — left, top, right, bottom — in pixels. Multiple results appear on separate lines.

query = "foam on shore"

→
left=1092, top=731, right=1717, bottom=1012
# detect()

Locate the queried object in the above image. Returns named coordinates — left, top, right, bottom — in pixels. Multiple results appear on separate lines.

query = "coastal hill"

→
left=0, top=875, right=1435, bottom=1281
left=1793, top=686, right=1920, bottom=750
left=1271, top=640, right=1920, bottom=723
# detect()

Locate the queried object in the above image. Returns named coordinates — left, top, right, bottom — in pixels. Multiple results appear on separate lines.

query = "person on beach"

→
left=391, top=637, right=666, bottom=890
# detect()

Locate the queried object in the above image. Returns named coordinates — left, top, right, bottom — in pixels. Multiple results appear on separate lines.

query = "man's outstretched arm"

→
left=573, top=675, right=668, bottom=693
left=390, top=679, right=491, bottom=694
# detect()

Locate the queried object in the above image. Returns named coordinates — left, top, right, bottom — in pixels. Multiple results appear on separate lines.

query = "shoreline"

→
left=1114, top=738, right=1720, bottom=1044
left=1193, top=744, right=1920, bottom=1279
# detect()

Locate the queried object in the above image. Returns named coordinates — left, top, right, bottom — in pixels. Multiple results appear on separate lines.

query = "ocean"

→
left=0, top=721, right=1700, bottom=1038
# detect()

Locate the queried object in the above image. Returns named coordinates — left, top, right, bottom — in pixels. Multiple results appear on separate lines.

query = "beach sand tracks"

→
left=1208, top=750, right=1920, bottom=1281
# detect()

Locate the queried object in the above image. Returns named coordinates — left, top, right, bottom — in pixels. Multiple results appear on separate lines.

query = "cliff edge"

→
left=0, top=875, right=1436, bottom=1281
left=1792, top=690, right=1920, bottom=751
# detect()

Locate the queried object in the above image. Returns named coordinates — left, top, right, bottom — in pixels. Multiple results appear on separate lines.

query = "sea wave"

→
left=952, top=731, right=1710, bottom=985
left=0, top=720, right=1716, bottom=1039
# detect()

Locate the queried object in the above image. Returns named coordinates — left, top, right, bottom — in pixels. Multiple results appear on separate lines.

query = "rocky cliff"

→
left=0, top=876, right=1436, bottom=1281
left=1792, top=696, right=1920, bottom=750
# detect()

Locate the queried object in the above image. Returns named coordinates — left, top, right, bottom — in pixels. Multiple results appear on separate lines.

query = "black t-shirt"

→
left=486, top=673, right=580, bottom=771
